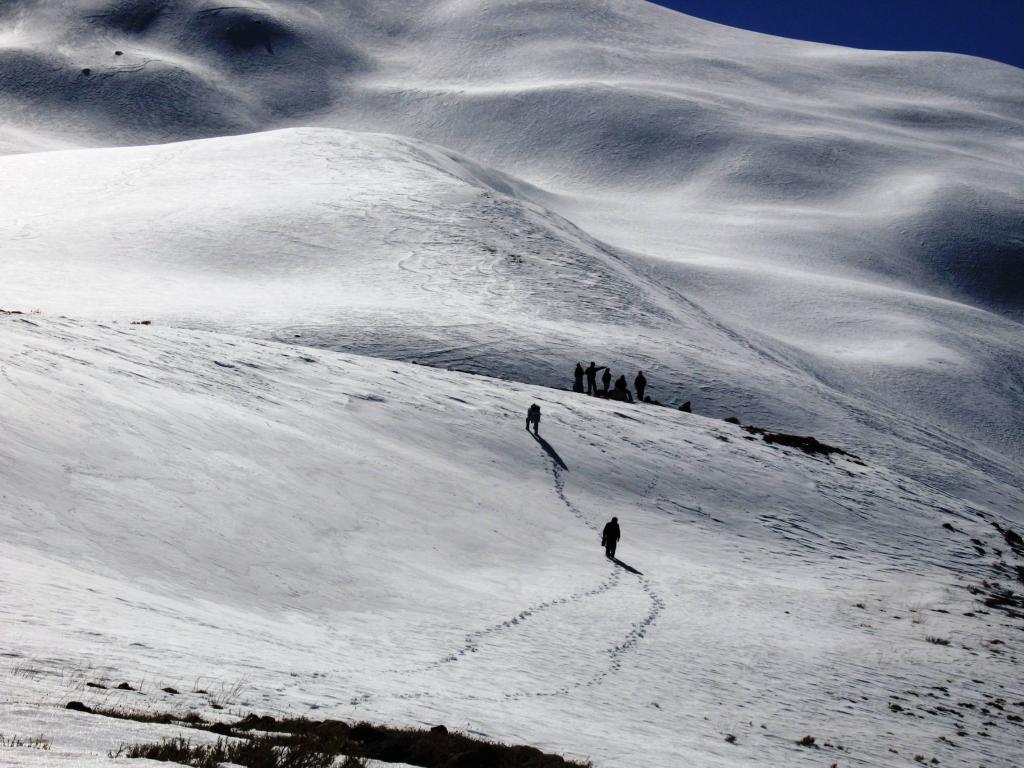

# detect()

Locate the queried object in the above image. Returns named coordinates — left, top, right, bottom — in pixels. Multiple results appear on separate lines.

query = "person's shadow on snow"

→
left=531, top=432, right=568, bottom=470
left=610, top=557, right=643, bottom=575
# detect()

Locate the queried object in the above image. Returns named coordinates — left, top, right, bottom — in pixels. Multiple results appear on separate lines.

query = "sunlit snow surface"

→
left=2, top=316, right=1022, bottom=767
left=1, top=0, right=1023, bottom=766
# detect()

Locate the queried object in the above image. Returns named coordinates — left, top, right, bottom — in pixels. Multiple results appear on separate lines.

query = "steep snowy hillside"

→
left=1, top=3, right=1023, bottom=765
left=2, top=126, right=1022, bottom=514
left=2, top=314, right=1023, bottom=768
left=1, top=2, right=1021, bottom=478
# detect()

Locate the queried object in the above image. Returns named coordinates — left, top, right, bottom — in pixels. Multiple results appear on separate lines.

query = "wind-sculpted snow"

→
left=0, top=3, right=1021, bottom=459
left=0, top=0, right=367, bottom=149
left=1, top=4, right=1023, bottom=765
left=1, top=127, right=1021, bottom=512
left=0, top=0, right=1021, bottom=313
left=2, top=316, right=1023, bottom=768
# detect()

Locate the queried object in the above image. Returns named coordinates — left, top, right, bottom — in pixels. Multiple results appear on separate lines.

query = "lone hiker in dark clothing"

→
left=585, top=362, right=607, bottom=395
left=573, top=363, right=585, bottom=393
left=613, top=374, right=633, bottom=403
left=601, top=367, right=612, bottom=395
left=526, top=403, right=541, bottom=435
left=602, top=517, right=620, bottom=558
left=635, top=370, right=647, bottom=402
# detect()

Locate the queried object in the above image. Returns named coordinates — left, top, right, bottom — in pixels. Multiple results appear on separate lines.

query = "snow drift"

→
left=1, top=0, right=1021, bottom=315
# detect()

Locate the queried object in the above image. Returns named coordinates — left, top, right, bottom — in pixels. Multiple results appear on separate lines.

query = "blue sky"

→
left=652, top=0, right=1024, bottom=69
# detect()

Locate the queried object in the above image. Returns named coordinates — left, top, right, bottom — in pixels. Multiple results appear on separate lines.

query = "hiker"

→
left=634, top=370, right=647, bottom=402
left=573, top=363, right=585, bottom=393
left=526, top=403, right=541, bottom=435
left=601, top=367, right=612, bottom=395
left=613, top=374, right=633, bottom=403
left=584, top=362, right=606, bottom=395
left=602, top=517, right=620, bottom=558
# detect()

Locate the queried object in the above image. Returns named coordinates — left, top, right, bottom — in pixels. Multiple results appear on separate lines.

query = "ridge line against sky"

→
left=652, top=0, right=1024, bottom=70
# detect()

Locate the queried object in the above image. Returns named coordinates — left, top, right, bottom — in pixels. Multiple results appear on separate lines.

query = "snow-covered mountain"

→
left=1, top=1, right=1022, bottom=767
left=2, top=0, right=1022, bottom=474
left=3, top=315, right=1023, bottom=768
left=2, top=0, right=1021, bottom=311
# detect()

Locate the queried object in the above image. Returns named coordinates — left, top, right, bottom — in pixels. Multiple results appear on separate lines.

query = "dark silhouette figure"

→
left=634, top=371, right=647, bottom=402
left=602, top=517, right=621, bottom=558
left=573, top=363, right=585, bottom=393
left=613, top=374, right=634, bottom=403
left=585, top=362, right=607, bottom=396
left=601, top=367, right=612, bottom=394
left=526, top=403, right=541, bottom=435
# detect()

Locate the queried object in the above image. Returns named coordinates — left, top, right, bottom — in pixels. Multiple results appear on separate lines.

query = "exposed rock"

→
left=742, top=425, right=854, bottom=459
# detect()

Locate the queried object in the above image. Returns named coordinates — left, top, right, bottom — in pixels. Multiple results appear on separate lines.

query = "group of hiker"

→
left=526, top=364, right=652, bottom=435
left=573, top=362, right=647, bottom=403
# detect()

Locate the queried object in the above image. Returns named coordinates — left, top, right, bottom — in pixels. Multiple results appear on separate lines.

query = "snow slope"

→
left=2, top=314, right=1023, bottom=768
left=1, top=1, right=1023, bottom=766
left=0, top=1, right=1021, bottom=486
left=2, top=126, right=1022, bottom=517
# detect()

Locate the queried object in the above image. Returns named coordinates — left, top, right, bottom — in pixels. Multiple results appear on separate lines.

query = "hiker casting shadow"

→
left=526, top=403, right=541, bottom=435
left=601, top=516, right=620, bottom=558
